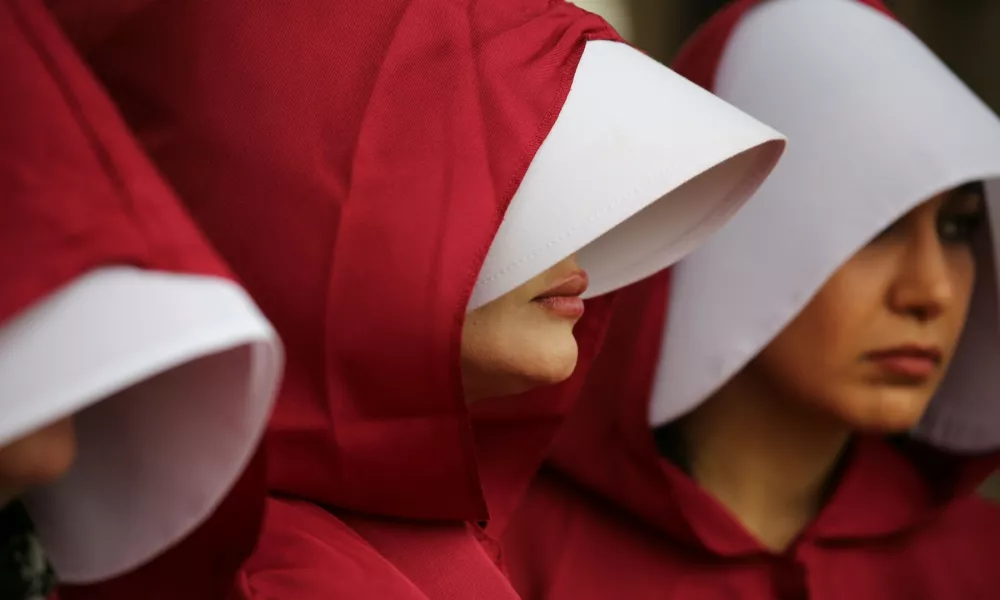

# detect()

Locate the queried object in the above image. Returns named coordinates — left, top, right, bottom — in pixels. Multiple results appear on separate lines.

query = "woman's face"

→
left=0, top=418, right=76, bottom=507
left=746, top=184, right=986, bottom=432
left=462, top=255, right=588, bottom=403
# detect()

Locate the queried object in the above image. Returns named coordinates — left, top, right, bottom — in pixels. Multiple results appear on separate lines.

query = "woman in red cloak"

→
left=45, top=0, right=786, bottom=596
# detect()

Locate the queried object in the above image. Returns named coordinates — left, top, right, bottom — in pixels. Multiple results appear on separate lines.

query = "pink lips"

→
left=532, top=271, right=589, bottom=319
left=865, top=345, right=942, bottom=381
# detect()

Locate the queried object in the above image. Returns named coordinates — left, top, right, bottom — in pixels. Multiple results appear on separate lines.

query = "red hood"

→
left=545, top=273, right=690, bottom=539
left=50, top=0, right=621, bottom=525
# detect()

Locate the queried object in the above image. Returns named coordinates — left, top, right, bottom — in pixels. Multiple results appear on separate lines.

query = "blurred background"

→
left=574, top=0, right=1000, bottom=499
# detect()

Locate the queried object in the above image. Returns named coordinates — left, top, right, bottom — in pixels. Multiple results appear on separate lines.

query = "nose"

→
left=0, top=417, right=77, bottom=496
left=887, top=218, right=955, bottom=323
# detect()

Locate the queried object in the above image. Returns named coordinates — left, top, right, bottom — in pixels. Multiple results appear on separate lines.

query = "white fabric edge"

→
left=4, top=267, right=282, bottom=582
left=467, top=39, right=786, bottom=310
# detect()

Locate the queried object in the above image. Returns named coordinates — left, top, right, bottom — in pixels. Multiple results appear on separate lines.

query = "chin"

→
left=462, top=319, right=580, bottom=402
left=838, top=388, right=932, bottom=433
left=497, top=336, right=580, bottom=397
left=524, top=348, right=579, bottom=387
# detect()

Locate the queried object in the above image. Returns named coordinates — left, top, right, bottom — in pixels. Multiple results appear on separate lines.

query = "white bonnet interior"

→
left=0, top=268, right=282, bottom=582
left=649, top=0, right=1000, bottom=453
left=466, top=39, right=785, bottom=311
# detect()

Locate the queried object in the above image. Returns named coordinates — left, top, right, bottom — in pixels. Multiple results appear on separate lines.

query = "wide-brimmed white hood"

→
left=468, top=39, right=785, bottom=309
left=1, top=268, right=282, bottom=582
left=651, top=0, right=1000, bottom=453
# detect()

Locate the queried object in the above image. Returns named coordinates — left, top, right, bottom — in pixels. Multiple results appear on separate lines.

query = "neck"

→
left=678, top=373, right=851, bottom=552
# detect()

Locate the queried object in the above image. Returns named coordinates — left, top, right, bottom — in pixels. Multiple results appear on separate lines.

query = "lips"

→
left=533, top=271, right=589, bottom=300
left=532, top=271, right=589, bottom=319
left=865, top=345, right=942, bottom=380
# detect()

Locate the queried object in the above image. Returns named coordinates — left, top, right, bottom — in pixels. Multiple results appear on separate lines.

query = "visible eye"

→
left=938, top=212, right=984, bottom=243
left=938, top=184, right=987, bottom=244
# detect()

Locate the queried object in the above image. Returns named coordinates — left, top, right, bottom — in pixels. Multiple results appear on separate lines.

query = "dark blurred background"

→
left=574, top=0, right=1000, bottom=499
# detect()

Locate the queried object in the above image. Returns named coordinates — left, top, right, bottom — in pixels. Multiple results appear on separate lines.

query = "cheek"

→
left=762, top=305, right=858, bottom=389
left=751, top=279, right=879, bottom=414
